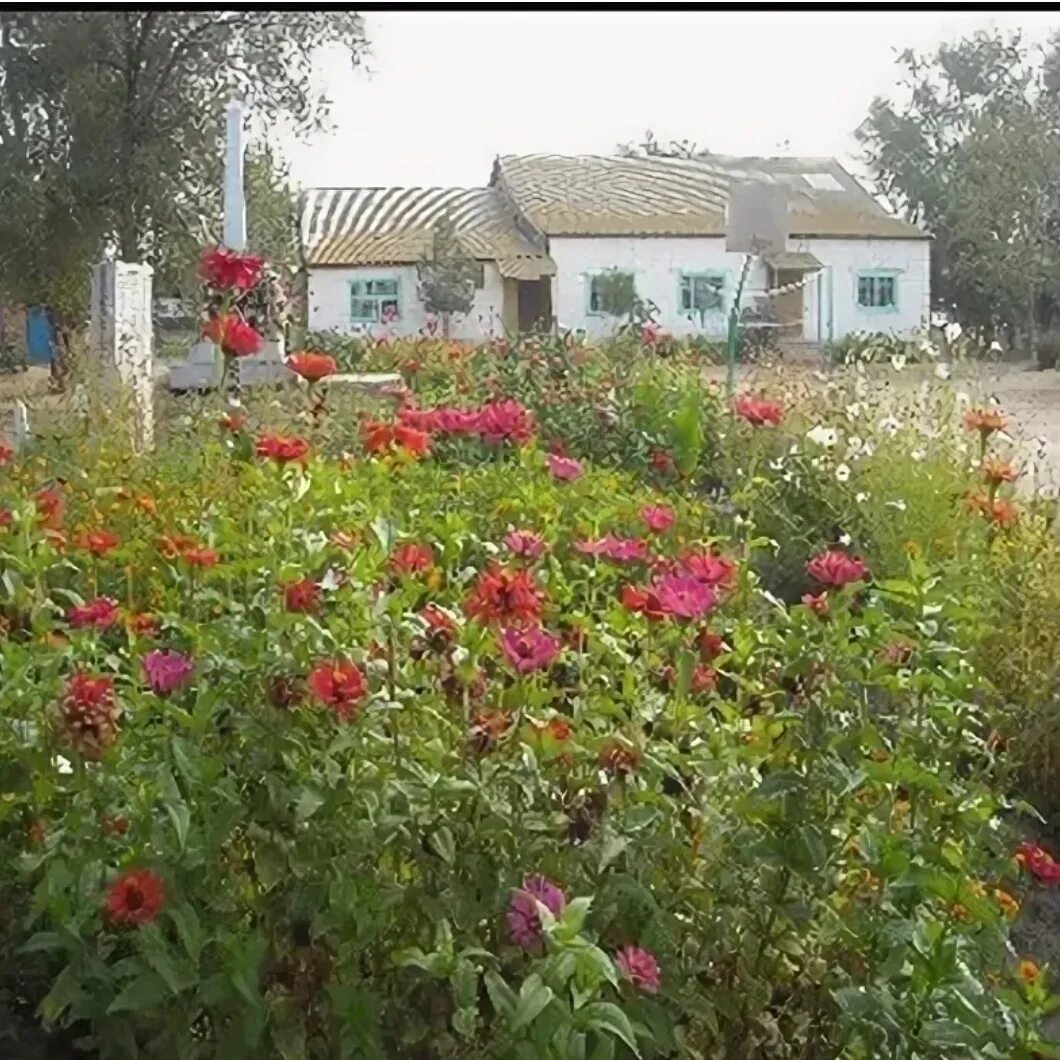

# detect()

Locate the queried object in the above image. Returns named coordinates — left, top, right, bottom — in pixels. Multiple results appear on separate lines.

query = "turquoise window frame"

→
left=585, top=269, right=636, bottom=317
left=854, top=269, right=901, bottom=314
left=677, top=271, right=729, bottom=318
left=349, top=276, right=402, bottom=325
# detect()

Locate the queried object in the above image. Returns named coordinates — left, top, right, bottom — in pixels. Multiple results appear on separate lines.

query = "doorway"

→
left=772, top=269, right=805, bottom=338
left=517, top=278, right=552, bottom=332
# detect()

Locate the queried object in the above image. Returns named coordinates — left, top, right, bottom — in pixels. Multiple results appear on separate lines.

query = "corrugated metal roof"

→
left=300, top=186, right=556, bottom=275
left=764, top=251, right=823, bottom=271
left=491, top=154, right=926, bottom=240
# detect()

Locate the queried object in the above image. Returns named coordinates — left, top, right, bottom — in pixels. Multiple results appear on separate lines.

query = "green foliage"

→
left=593, top=270, right=639, bottom=319
left=417, top=216, right=480, bottom=335
left=0, top=334, right=1056, bottom=1057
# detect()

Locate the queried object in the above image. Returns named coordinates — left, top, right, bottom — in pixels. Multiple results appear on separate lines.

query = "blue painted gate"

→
left=25, top=306, right=55, bottom=365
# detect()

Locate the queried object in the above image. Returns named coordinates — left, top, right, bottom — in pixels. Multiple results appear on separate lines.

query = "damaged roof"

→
left=300, top=185, right=556, bottom=278
left=490, top=153, right=926, bottom=240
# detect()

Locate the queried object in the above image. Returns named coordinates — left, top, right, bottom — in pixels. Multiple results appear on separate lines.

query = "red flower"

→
left=802, top=591, right=830, bottom=617
left=468, top=709, right=511, bottom=754
left=0, top=507, right=12, bottom=529
left=640, top=505, right=675, bottom=533
left=989, top=499, right=1020, bottom=529
left=806, top=550, right=867, bottom=587
left=620, top=584, right=666, bottom=622
left=61, top=671, right=118, bottom=759
left=464, top=564, right=545, bottom=627
left=652, top=574, right=716, bottom=620
left=128, top=612, right=159, bottom=637
left=499, top=625, right=561, bottom=674
left=575, top=534, right=649, bottom=564
left=307, top=660, right=367, bottom=720
left=198, top=246, right=264, bottom=291
left=34, top=487, right=64, bottom=528
left=504, top=529, right=547, bottom=560
left=963, top=407, right=1008, bottom=438
left=284, top=578, right=320, bottom=614
left=361, top=420, right=431, bottom=458
left=614, top=945, right=661, bottom=994
left=696, top=629, right=727, bottom=661
left=203, top=312, right=262, bottom=358
left=76, top=530, right=121, bottom=556
left=287, top=351, right=338, bottom=382
left=156, top=533, right=198, bottom=560
left=982, top=456, right=1019, bottom=487
left=547, top=453, right=583, bottom=482
left=219, top=412, right=246, bottom=432
left=104, top=868, right=165, bottom=926
left=68, top=597, right=120, bottom=630
left=255, top=433, right=310, bottom=464
left=182, top=546, right=219, bottom=568
left=476, top=398, right=535, bottom=446
left=102, top=815, right=129, bottom=837
left=390, top=542, right=434, bottom=575
left=733, top=394, right=784, bottom=427
left=659, top=663, right=717, bottom=694
left=420, top=603, right=458, bottom=648
left=1015, top=842, right=1060, bottom=885
left=678, top=549, right=736, bottom=588
left=0, top=443, right=13, bottom=466
left=599, top=740, right=640, bottom=776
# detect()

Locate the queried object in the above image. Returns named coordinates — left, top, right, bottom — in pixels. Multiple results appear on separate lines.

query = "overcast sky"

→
left=282, top=10, right=1058, bottom=190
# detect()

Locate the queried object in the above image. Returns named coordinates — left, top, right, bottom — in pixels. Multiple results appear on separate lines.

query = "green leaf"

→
left=427, top=825, right=456, bottom=866
left=107, top=971, right=171, bottom=1014
left=555, top=896, right=593, bottom=941
left=168, top=902, right=204, bottom=963
left=578, top=1002, right=640, bottom=1056
left=295, top=787, right=325, bottom=822
left=166, top=800, right=191, bottom=852
left=20, top=931, right=68, bottom=955
left=484, top=969, right=518, bottom=1020
left=510, top=973, right=555, bottom=1033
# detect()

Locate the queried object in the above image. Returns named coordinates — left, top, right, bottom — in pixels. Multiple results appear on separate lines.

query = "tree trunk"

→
left=1029, top=289, right=1042, bottom=367
left=441, top=312, right=451, bottom=340
left=47, top=308, right=72, bottom=392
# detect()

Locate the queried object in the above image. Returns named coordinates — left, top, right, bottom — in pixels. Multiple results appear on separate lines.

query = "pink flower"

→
left=575, top=534, right=649, bottom=564
left=505, top=530, right=547, bottom=560
left=615, top=945, right=661, bottom=994
left=802, top=592, right=829, bottom=617
left=499, top=626, right=561, bottom=674
left=640, top=505, right=675, bottom=533
left=547, top=454, right=584, bottom=482
left=142, top=650, right=194, bottom=696
left=806, top=550, right=867, bottom=587
left=477, top=399, right=535, bottom=445
left=733, top=394, right=784, bottom=427
left=652, top=574, right=716, bottom=620
left=68, top=597, right=120, bottom=630
left=506, top=874, right=566, bottom=949
left=677, top=549, right=737, bottom=588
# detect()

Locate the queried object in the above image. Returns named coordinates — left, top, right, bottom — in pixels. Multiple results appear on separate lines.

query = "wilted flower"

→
left=614, top=945, right=661, bottom=994
left=499, top=626, right=561, bottom=674
left=806, top=550, right=867, bottom=587
left=105, top=868, right=166, bottom=926
left=982, top=456, right=1019, bottom=487
left=307, top=660, right=367, bottom=721
left=284, top=578, right=320, bottom=614
left=599, top=740, right=641, bottom=775
left=963, top=407, right=1008, bottom=438
left=219, top=411, right=245, bottom=432
left=142, top=650, right=193, bottom=696
left=988, top=499, right=1020, bottom=530
left=61, top=671, right=117, bottom=759
left=650, top=450, right=676, bottom=474
left=506, top=874, right=566, bottom=949
left=76, top=530, right=121, bottom=556
left=547, top=453, right=583, bottom=482
left=468, top=709, right=510, bottom=755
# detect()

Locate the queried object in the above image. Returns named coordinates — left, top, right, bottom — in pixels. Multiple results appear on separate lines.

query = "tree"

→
left=856, top=28, right=1060, bottom=356
left=417, top=215, right=479, bottom=338
left=0, top=11, right=367, bottom=326
left=616, top=129, right=704, bottom=159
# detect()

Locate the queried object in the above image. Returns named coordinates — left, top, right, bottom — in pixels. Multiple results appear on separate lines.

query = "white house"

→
left=301, top=153, right=929, bottom=344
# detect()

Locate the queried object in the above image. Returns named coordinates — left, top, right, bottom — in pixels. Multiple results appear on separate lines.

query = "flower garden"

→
left=5, top=251, right=1060, bottom=1058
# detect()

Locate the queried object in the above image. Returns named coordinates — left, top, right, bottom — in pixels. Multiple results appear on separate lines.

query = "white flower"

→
left=806, top=425, right=839, bottom=448
left=845, top=402, right=863, bottom=420
left=320, top=567, right=343, bottom=591
left=839, top=532, right=853, bottom=546
left=878, top=416, right=901, bottom=436
left=934, top=363, right=952, bottom=380
left=890, top=353, right=907, bottom=372
left=835, top=463, right=851, bottom=483
left=944, top=322, right=962, bottom=343
left=919, top=340, right=940, bottom=359
left=451, top=645, right=469, bottom=666
left=990, top=340, right=1003, bottom=353
left=856, top=491, right=870, bottom=503
left=911, top=448, right=926, bottom=462
left=56, top=756, right=73, bottom=775
left=886, top=499, right=907, bottom=511
left=788, top=443, right=800, bottom=456
left=847, top=436, right=864, bottom=456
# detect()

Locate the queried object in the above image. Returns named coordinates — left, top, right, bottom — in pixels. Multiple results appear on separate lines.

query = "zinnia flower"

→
left=806, top=550, right=867, bottom=587
left=464, top=564, right=545, bottom=627
left=68, top=597, right=120, bottom=630
left=198, top=246, right=264, bottom=291
left=390, top=542, right=434, bottom=575
left=499, top=626, right=561, bottom=674
left=0, top=507, right=12, bottom=529
left=1018, top=959, right=1041, bottom=985
left=307, top=660, right=367, bottom=721
left=652, top=574, right=716, bottom=620
left=219, top=412, right=245, bottom=433
left=182, top=546, right=219, bottom=568
left=361, top=420, right=431, bottom=458
left=468, top=709, right=510, bottom=754
left=476, top=398, right=535, bottom=446
left=255, top=433, right=310, bottom=464
left=547, top=453, right=584, bottom=482
left=284, top=578, right=320, bottom=614
left=696, top=629, right=727, bottom=661
left=575, top=534, right=649, bottom=564
left=650, top=450, right=676, bottom=474
left=963, top=407, right=1008, bottom=437
left=802, top=591, right=829, bottom=617
left=0, top=443, right=13, bottom=466
left=287, top=351, right=338, bottom=382
left=640, top=505, right=675, bottom=533
left=733, top=394, right=784, bottom=426
left=142, top=650, right=193, bottom=696
left=504, top=529, right=547, bottom=560
left=1015, top=841, right=1060, bottom=884
left=506, top=874, right=566, bottom=949
left=989, top=499, right=1020, bottom=529
left=203, top=312, right=262, bottom=358
left=599, top=740, right=641, bottom=775
left=34, top=487, right=64, bottom=528
left=76, top=530, right=121, bottom=556
left=614, top=945, right=661, bottom=995
left=104, top=868, right=166, bottom=926
left=678, top=549, right=736, bottom=588
left=61, top=671, right=118, bottom=759
left=127, top=612, right=158, bottom=637
left=982, top=456, right=1019, bottom=487
left=620, top=584, right=666, bottom=622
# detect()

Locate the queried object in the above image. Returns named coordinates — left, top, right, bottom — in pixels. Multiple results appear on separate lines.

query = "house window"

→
left=856, top=271, right=899, bottom=311
left=679, top=272, right=726, bottom=314
left=472, top=263, right=485, bottom=290
left=350, top=278, right=401, bottom=324
left=586, top=270, right=636, bottom=316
